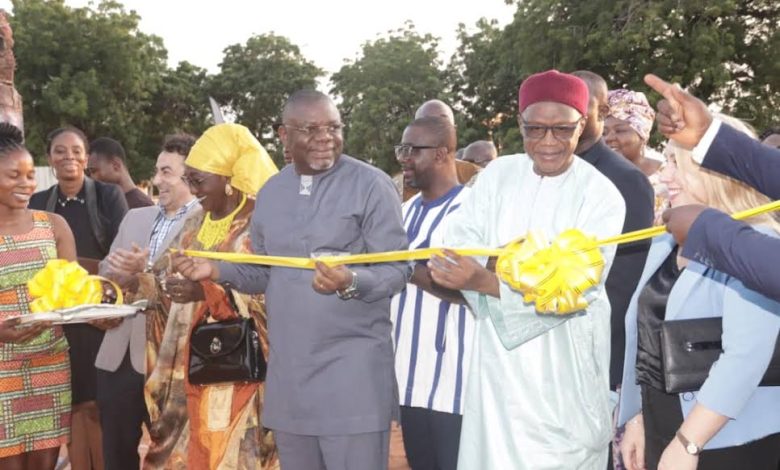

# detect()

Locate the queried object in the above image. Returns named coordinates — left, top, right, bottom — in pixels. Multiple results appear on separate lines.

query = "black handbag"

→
left=188, top=289, right=267, bottom=385
left=660, top=317, right=780, bottom=394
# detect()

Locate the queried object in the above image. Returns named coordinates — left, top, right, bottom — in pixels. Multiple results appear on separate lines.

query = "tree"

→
left=11, top=0, right=169, bottom=179
left=147, top=61, right=212, bottom=145
left=211, top=33, right=322, bottom=161
left=448, top=19, right=521, bottom=154
left=331, top=23, right=448, bottom=174
left=452, top=0, right=780, bottom=151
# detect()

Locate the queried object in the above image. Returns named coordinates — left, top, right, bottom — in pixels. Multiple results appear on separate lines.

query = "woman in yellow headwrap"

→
left=133, top=124, right=279, bottom=469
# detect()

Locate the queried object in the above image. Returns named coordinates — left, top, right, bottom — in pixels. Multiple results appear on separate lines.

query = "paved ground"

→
left=57, top=424, right=410, bottom=469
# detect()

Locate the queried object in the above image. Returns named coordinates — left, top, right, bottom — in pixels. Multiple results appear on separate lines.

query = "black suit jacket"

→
left=579, top=140, right=655, bottom=387
left=683, top=123, right=780, bottom=304
left=29, top=177, right=128, bottom=259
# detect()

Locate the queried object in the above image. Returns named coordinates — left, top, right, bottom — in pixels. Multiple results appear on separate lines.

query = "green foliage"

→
left=452, top=0, right=780, bottom=151
left=11, top=0, right=168, bottom=178
left=331, top=23, right=447, bottom=174
left=9, top=0, right=778, bottom=179
left=147, top=61, right=212, bottom=146
left=211, top=33, right=322, bottom=164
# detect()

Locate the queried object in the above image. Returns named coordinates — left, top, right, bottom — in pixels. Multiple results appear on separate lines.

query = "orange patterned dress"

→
left=0, top=211, right=71, bottom=457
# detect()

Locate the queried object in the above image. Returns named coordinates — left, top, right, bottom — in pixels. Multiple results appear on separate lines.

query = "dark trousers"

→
left=642, top=385, right=780, bottom=470
left=400, top=406, right=462, bottom=470
left=96, top=351, right=149, bottom=470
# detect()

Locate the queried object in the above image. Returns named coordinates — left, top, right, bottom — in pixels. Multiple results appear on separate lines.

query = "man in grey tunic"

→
left=173, top=90, right=409, bottom=470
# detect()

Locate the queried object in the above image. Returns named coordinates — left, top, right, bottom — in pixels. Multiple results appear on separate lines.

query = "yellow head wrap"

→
left=185, top=123, right=278, bottom=196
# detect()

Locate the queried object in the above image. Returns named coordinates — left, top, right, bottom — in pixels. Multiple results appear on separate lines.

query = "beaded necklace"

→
left=196, top=192, right=247, bottom=250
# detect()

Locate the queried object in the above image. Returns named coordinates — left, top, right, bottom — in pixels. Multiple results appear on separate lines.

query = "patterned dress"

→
left=135, top=210, right=278, bottom=470
left=0, top=211, right=71, bottom=457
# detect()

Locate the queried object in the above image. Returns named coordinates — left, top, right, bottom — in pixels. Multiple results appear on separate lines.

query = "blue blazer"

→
left=683, top=124, right=780, bottom=303
left=618, top=233, right=780, bottom=449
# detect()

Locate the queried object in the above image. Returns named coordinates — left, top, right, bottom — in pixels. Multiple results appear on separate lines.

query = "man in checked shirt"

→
left=91, top=134, right=201, bottom=470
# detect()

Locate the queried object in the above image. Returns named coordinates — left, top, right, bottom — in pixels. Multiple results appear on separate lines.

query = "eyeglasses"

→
left=283, top=123, right=344, bottom=138
left=520, top=119, right=583, bottom=141
left=394, top=144, right=440, bottom=160
left=181, top=173, right=213, bottom=188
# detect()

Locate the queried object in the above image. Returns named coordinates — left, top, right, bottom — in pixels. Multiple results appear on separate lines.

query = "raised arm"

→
left=681, top=209, right=780, bottom=304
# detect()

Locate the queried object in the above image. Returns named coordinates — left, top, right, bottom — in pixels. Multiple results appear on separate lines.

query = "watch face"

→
left=686, top=443, right=698, bottom=455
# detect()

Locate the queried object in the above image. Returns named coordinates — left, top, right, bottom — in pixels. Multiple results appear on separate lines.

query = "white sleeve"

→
left=691, top=119, right=723, bottom=164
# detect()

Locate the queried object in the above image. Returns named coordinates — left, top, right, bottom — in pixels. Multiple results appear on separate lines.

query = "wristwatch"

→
left=336, top=270, right=359, bottom=300
left=675, top=431, right=702, bottom=455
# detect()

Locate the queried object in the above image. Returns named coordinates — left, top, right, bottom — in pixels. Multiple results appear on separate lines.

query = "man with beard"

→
left=391, top=116, right=475, bottom=470
left=393, top=100, right=481, bottom=201
left=172, top=90, right=409, bottom=470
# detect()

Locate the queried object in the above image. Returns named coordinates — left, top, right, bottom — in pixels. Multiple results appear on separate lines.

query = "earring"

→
left=224, top=183, right=234, bottom=196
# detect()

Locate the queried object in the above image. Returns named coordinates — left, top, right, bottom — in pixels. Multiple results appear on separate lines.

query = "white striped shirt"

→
left=147, top=198, right=199, bottom=267
left=391, top=185, right=475, bottom=414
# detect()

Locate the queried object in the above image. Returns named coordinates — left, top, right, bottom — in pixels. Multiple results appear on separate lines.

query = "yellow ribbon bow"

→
left=27, top=260, right=119, bottom=313
left=496, top=230, right=604, bottom=315
left=179, top=200, right=780, bottom=315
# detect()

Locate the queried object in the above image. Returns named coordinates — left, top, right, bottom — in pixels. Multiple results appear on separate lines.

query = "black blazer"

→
left=579, top=140, right=655, bottom=387
left=683, top=123, right=780, bottom=304
left=29, top=177, right=128, bottom=259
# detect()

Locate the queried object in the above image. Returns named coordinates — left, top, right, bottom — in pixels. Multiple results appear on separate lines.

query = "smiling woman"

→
left=132, top=123, right=280, bottom=469
left=28, top=126, right=129, bottom=470
left=0, top=123, right=78, bottom=470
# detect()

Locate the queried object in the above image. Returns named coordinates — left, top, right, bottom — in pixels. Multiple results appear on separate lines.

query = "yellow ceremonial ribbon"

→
left=179, top=200, right=780, bottom=315
left=27, top=259, right=123, bottom=313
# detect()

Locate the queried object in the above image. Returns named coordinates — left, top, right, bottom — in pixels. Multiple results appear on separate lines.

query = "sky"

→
left=0, top=0, right=517, bottom=77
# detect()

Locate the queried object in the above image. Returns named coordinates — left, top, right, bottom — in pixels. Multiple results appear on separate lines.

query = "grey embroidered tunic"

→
left=218, top=155, right=409, bottom=435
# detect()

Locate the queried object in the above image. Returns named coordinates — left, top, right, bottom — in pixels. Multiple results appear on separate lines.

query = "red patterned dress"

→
left=0, top=211, right=71, bottom=457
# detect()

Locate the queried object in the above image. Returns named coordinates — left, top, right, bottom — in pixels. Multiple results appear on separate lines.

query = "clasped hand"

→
left=428, top=249, right=498, bottom=296
left=312, top=261, right=353, bottom=295
left=163, top=276, right=205, bottom=304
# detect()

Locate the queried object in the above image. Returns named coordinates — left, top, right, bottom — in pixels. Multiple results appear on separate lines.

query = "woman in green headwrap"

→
left=133, top=124, right=279, bottom=469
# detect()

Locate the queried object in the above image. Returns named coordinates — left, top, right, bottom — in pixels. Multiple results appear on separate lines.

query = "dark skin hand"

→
left=164, top=277, right=206, bottom=303
left=410, top=263, right=466, bottom=304
left=644, top=74, right=713, bottom=149
left=662, top=204, right=709, bottom=245
left=90, top=317, right=124, bottom=330
left=109, top=270, right=140, bottom=294
left=88, top=279, right=125, bottom=330
left=0, top=318, right=53, bottom=343
left=312, top=261, right=353, bottom=295
left=428, top=249, right=500, bottom=298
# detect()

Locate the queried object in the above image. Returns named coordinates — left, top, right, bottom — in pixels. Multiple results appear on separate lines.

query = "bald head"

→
left=462, top=140, right=497, bottom=168
left=415, top=100, right=455, bottom=125
left=282, top=89, right=335, bottom=122
left=406, top=116, right=457, bottom=153
left=571, top=70, right=609, bottom=151
left=572, top=70, right=607, bottom=92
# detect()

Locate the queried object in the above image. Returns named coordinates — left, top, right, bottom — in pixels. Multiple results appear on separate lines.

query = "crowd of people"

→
left=0, top=68, right=778, bottom=470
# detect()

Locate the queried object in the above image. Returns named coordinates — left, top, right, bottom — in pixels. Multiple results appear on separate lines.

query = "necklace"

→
left=196, top=193, right=247, bottom=250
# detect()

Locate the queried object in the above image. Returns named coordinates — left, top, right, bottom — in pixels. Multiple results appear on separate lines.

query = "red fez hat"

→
left=518, top=70, right=589, bottom=117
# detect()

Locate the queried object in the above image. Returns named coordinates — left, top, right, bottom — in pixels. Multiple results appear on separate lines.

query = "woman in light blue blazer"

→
left=617, top=130, right=780, bottom=470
